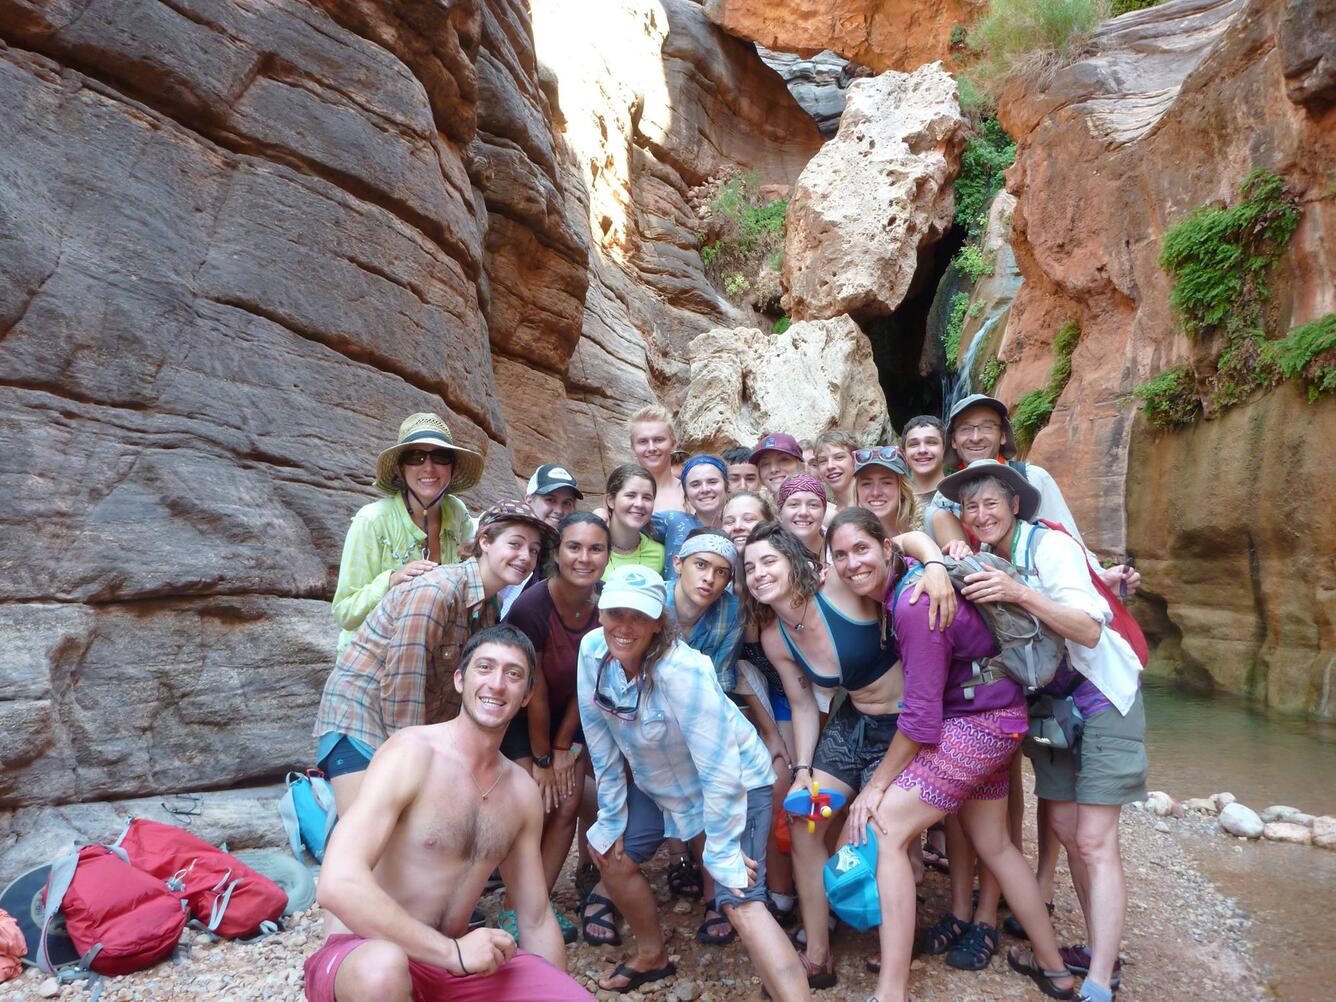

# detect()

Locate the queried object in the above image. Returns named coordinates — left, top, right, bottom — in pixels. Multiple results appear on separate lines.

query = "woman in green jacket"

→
left=331, top=413, right=484, bottom=650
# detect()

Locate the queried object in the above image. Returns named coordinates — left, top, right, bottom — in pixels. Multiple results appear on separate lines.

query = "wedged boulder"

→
left=702, top=0, right=979, bottom=74
left=783, top=63, right=967, bottom=323
left=675, top=316, right=889, bottom=452
left=757, top=47, right=864, bottom=137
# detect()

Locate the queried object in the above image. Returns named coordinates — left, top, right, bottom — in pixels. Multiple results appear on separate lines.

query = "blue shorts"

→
left=713, top=785, right=773, bottom=909
left=769, top=682, right=792, bottom=722
left=316, top=732, right=374, bottom=779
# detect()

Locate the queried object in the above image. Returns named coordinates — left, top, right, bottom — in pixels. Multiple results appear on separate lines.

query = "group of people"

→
left=305, top=397, right=1147, bottom=1002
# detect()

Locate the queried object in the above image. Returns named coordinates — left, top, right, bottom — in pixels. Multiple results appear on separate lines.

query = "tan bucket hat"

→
left=374, top=413, right=484, bottom=495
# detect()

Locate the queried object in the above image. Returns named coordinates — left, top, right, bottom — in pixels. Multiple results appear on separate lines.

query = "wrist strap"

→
left=922, top=559, right=947, bottom=570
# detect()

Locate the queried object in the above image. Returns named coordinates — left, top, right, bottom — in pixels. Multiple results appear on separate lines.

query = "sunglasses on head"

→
left=401, top=448, right=456, bottom=467
left=593, top=657, right=641, bottom=720
left=853, top=446, right=906, bottom=469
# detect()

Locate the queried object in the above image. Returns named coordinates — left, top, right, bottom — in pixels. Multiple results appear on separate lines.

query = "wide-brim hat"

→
left=945, top=394, right=1018, bottom=468
left=937, top=458, right=1041, bottom=521
left=374, top=413, right=484, bottom=495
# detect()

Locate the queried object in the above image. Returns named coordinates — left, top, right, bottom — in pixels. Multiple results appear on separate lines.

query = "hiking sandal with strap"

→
left=1007, top=947, right=1077, bottom=1000
left=580, top=892, right=622, bottom=947
left=920, top=912, right=970, bottom=956
left=666, top=855, right=703, bottom=899
left=947, top=921, right=998, bottom=970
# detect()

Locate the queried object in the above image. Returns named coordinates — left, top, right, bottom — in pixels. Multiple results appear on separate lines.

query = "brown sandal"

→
left=799, top=950, right=837, bottom=990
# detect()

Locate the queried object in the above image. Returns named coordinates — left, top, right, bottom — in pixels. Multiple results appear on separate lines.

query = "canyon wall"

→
left=992, top=0, right=1336, bottom=715
left=0, top=0, right=823, bottom=822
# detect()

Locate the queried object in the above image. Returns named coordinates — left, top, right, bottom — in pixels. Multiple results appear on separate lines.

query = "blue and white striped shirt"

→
left=578, top=630, right=775, bottom=890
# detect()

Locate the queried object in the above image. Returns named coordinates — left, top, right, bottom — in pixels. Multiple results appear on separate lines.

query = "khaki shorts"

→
left=1025, top=688, right=1147, bottom=806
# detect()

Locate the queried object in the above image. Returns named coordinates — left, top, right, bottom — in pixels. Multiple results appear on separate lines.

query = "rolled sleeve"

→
left=577, top=637, right=629, bottom=854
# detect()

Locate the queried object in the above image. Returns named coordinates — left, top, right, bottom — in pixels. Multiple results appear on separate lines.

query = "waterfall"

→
left=945, top=308, right=1005, bottom=415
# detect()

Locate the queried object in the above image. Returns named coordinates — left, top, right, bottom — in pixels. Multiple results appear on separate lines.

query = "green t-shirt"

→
left=603, top=535, right=666, bottom=579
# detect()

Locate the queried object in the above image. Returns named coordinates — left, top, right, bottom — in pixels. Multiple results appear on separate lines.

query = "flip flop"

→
left=601, top=959, right=676, bottom=993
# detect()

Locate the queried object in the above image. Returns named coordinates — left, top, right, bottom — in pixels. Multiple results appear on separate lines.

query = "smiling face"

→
left=683, top=465, right=726, bottom=519
left=527, top=486, right=578, bottom=528
left=829, top=523, right=894, bottom=599
left=951, top=404, right=1006, bottom=466
left=455, top=640, right=532, bottom=732
left=400, top=449, right=455, bottom=499
left=903, top=425, right=945, bottom=481
left=960, top=480, right=1020, bottom=550
left=816, top=444, right=855, bottom=494
left=855, top=467, right=902, bottom=523
left=631, top=421, right=675, bottom=475
left=674, top=551, right=732, bottom=608
left=477, top=524, right=542, bottom=587
left=600, top=606, right=663, bottom=668
left=779, top=492, right=826, bottom=542
left=557, top=521, right=609, bottom=588
left=727, top=462, right=760, bottom=492
left=610, top=475, right=656, bottom=531
left=722, top=496, right=766, bottom=548
left=743, top=538, right=794, bottom=606
left=756, top=451, right=801, bottom=492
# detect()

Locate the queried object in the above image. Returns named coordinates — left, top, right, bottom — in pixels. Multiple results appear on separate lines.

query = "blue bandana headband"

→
left=679, top=454, right=728, bottom=487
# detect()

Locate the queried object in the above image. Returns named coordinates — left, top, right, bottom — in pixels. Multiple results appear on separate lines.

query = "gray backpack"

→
left=893, top=552, right=1063, bottom=695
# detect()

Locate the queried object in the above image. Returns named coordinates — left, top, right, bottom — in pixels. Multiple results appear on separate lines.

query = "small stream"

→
left=1142, top=680, right=1336, bottom=1000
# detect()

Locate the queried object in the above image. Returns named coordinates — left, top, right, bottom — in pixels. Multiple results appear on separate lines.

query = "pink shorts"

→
left=304, top=934, right=593, bottom=1002
left=893, top=708, right=1024, bottom=814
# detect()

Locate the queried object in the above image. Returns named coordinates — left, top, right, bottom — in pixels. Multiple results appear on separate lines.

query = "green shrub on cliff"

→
left=1132, top=365, right=1201, bottom=429
left=942, top=292, right=971, bottom=368
left=1266, top=314, right=1336, bottom=402
left=981, top=357, right=1007, bottom=393
left=1159, top=170, right=1301, bottom=340
left=956, top=118, right=1016, bottom=236
left=957, top=244, right=996, bottom=282
left=966, top=0, right=1112, bottom=88
left=697, top=172, right=788, bottom=311
left=1110, top=0, right=1160, bottom=14
left=1012, top=320, right=1082, bottom=449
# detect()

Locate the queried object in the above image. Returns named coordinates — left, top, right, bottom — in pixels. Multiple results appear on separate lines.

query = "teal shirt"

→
left=331, top=493, right=474, bottom=651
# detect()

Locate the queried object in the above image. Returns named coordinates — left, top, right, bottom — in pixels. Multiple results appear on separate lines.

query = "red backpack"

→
left=1035, top=519, right=1149, bottom=666
left=116, top=820, right=286, bottom=939
left=40, top=845, right=187, bottom=976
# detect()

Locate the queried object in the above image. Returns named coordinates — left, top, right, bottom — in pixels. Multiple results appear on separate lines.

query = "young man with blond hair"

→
left=628, top=405, right=685, bottom=512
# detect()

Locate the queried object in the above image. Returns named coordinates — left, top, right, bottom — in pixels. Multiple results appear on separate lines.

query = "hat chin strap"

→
left=402, top=485, right=450, bottom=557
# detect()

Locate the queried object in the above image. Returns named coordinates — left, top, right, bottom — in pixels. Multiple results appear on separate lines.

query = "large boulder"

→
left=702, top=0, right=980, bottom=74
left=783, top=63, right=967, bottom=323
left=1219, top=802, right=1265, bottom=839
left=993, top=0, right=1336, bottom=714
left=675, top=316, right=889, bottom=452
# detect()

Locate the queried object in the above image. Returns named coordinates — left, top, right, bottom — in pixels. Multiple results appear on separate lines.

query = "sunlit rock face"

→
left=992, top=0, right=1336, bottom=713
left=675, top=316, right=890, bottom=453
left=0, top=0, right=824, bottom=811
left=701, top=0, right=980, bottom=74
left=783, top=63, right=968, bottom=323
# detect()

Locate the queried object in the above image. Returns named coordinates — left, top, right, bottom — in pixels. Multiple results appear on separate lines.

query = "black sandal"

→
left=1007, top=946, right=1077, bottom=1000
left=695, top=899, right=737, bottom=945
left=946, top=921, right=998, bottom=970
left=600, top=960, right=676, bottom=993
left=921, top=843, right=950, bottom=874
left=920, top=912, right=970, bottom=955
left=666, top=854, right=703, bottom=899
left=581, top=892, right=622, bottom=947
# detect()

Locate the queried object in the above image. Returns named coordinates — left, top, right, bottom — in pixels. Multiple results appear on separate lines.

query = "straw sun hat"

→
left=374, top=413, right=484, bottom=495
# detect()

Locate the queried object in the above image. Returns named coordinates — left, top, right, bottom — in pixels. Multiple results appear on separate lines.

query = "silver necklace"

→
left=468, top=769, right=504, bottom=802
left=784, top=598, right=811, bottom=633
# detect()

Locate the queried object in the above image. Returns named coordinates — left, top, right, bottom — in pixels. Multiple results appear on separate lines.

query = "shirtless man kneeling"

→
left=307, top=625, right=594, bottom=1002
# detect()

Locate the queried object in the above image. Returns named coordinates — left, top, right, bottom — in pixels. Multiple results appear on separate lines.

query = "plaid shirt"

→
left=666, top=586, right=742, bottom=692
left=314, top=558, right=496, bottom=748
left=578, top=631, right=774, bottom=890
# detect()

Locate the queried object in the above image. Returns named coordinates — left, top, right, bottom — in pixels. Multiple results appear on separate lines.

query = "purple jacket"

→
left=889, top=580, right=1028, bottom=744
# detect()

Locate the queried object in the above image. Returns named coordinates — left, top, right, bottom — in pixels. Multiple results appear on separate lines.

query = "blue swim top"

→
left=777, top=592, right=894, bottom=692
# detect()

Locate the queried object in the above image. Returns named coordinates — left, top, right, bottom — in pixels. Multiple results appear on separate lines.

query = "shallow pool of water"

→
left=1143, top=678, right=1336, bottom=814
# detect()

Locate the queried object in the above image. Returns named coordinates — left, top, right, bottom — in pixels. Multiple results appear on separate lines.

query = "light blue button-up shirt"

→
left=578, top=630, right=775, bottom=890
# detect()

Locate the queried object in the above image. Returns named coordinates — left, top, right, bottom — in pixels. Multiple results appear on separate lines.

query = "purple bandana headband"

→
left=777, top=474, right=828, bottom=508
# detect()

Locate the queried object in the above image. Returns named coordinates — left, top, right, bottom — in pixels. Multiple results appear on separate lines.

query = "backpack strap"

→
left=277, top=779, right=306, bottom=861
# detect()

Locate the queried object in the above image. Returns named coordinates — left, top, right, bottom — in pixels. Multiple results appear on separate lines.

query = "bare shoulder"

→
left=502, top=756, right=542, bottom=813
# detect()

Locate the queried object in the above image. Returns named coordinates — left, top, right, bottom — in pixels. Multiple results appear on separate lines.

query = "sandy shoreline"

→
left=2, top=798, right=1275, bottom=1002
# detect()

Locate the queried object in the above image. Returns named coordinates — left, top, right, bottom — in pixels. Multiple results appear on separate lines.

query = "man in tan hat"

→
left=332, top=414, right=485, bottom=652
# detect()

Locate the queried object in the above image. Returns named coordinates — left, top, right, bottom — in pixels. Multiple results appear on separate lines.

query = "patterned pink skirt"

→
left=893, top=708, right=1025, bottom=814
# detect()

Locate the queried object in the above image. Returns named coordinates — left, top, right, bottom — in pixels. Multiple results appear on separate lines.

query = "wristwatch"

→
left=533, top=753, right=553, bottom=769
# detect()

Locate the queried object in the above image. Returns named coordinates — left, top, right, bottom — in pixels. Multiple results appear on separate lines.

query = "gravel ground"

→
left=1, top=799, right=1266, bottom=1002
